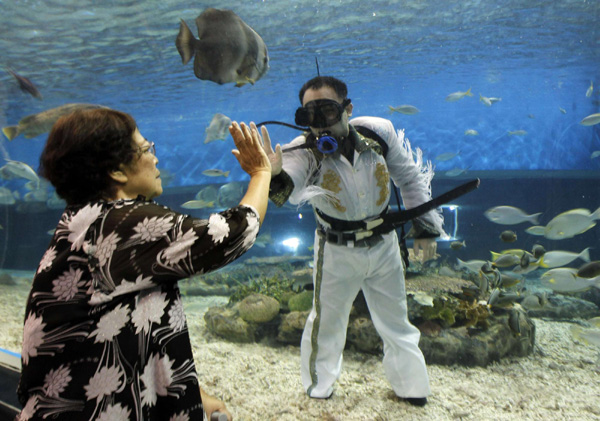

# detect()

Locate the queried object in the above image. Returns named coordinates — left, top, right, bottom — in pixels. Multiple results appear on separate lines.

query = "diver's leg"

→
left=361, top=232, right=431, bottom=399
left=300, top=233, right=362, bottom=398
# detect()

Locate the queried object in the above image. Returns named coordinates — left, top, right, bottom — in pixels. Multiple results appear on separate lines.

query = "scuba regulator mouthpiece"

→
left=316, top=131, right=338, bottom=154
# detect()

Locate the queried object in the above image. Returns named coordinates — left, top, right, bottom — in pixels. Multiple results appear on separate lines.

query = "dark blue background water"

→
left=1, top=0, right=599, bottom=269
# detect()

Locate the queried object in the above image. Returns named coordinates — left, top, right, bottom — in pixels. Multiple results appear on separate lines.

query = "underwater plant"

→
left=229, top=275, right=295, bottom=304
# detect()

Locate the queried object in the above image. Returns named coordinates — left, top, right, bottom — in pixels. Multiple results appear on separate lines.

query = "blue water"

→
left=0, top=0, right=600, bottom=268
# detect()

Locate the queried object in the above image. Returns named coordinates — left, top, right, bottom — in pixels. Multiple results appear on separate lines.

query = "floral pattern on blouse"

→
left=18, top=197, right=260, bottom=420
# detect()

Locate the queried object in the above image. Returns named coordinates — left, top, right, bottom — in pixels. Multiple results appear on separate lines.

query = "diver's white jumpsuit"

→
left=281, top=116, right=445, bottom=399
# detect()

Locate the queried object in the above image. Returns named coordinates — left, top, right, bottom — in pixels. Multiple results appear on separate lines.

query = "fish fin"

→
left=175, top=19, right=196, bottom=65
left=465, top=87, right=473, bottom=97
left=2, top=126, right=18, bottom=141
left=224, top=171, right=230, bottom=177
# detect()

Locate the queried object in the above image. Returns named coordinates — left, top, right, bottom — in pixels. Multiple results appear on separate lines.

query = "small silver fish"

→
left=388, top=105, right=420, bottom=115
left=202, top=169, right=230, bottom=177
left=464, top=129, right=479, bottom=136
left=204, top=113, right=232, bottom=143
left=6, top=67, right=42, bottom=100
left=445, top=167, right=468, bottom=177
left=586, top=81, right=593, bottom=98
left=435, top=151, right=460, bottom=162
left=479, top=94, right=492, bottom=106
left=445, top=88, right=473, bottom=102
left=484, top=206, right=541, bottom=225
left=0, top=160, right=40, bottom=187
left=580, top=113, right=600, bottom=126
left=508, top=130, right=527, bottom=136
left=181, top=199, right=215, bottom=209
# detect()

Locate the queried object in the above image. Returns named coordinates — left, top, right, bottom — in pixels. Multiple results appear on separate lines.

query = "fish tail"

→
left=529, top=212, right=542, bottom=225
left=2, top=126, right=18, bottom=141
left=224, top=171, right=230, bottom=177
left=580, top=247, right=591, bottom=263
left=175, top=19, right=196, bottom=65
left=465, top=87, right=473, bottom=97
left=591, top=206, right=600, bottom=221
left=569, top=325, right=584, bottom=343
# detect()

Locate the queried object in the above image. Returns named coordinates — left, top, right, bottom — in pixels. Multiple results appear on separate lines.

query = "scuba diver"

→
left=260, top=75, right=447, bottom=406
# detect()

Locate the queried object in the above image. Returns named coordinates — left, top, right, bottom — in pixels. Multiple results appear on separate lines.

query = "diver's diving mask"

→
left=295, top=98, right=352, bottom=129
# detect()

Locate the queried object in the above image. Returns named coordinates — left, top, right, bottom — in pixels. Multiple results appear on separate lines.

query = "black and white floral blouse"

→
left=17, top=197, right=260, bottom=421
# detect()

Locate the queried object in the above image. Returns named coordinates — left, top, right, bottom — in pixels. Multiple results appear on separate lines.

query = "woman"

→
left=17, top=108, right=271, bottom=420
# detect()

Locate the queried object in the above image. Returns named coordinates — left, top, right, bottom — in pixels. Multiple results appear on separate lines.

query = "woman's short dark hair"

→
left=298, top=76, right=348, bottom=104
left=39, top=108, right=138, bottom=205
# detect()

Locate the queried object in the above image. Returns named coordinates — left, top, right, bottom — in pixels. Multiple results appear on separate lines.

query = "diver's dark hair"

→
left=39, top=108, right=138, bottom=205
left=298, top=76, right=348, bottom=104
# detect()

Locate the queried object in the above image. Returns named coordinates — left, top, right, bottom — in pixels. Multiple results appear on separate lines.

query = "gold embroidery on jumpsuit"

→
left=320, top=169, right=346, bottom=212
left=375, top=163, right=389, bottom=206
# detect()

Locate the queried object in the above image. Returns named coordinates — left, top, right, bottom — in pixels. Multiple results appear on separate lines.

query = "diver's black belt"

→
left=316, top=178, right=480, bottom=241
left=317, top=227, right=384, bottom=247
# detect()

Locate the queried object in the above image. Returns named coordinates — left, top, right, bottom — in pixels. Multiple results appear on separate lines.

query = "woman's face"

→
left=117, top=129, right=162, bottom=200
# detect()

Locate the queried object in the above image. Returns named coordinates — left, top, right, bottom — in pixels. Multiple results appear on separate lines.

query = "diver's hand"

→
left=260, top=124, right=282, bottom=176
left=413, top=238, right=438, bottom=263
left=229, top=122, right=271, bottom=177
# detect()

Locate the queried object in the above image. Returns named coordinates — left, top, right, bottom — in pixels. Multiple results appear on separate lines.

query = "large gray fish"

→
left=175, top=8, right=269, bottom=87
left=2, top=103, right=108, bottom=141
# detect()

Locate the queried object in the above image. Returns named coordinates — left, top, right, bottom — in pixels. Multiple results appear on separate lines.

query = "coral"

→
left=418, top=294, right=491, bottom=330
left=421, top=297, right=457, bottom=327
left=238, top=293, right=280, bottom=323
left=456, top=298, right=491, bottom=329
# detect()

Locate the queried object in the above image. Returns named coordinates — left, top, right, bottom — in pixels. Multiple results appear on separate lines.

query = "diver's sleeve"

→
left=350, top=116, right=445, bottom=238
left=271, top=135, right=319, bottom=207
left=269, top=170, right=294, bottom=207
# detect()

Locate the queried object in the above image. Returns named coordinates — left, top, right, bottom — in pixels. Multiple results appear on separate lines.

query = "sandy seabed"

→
left=2, top=283, right=600, bottom=420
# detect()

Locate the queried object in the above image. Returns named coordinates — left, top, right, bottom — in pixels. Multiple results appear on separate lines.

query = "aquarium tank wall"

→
left=0, top=0, right=599, bottom=406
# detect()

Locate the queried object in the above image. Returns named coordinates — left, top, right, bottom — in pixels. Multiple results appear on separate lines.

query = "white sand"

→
left=185, top=297, right=600, bottom=421
left=2, top=284, right=600, bottom=420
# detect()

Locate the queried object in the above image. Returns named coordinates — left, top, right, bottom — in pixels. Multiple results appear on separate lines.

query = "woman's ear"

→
left=109, top=167, right=128, bottom=184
